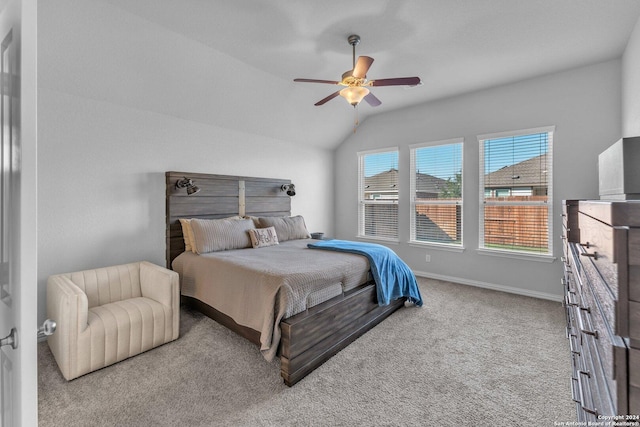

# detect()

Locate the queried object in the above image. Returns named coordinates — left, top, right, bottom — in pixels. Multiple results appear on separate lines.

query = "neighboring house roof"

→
left=364, top=154, right=547, bottom=194
left=416, top=173, right=447, bottom=194
left=364, top=169, right=399, bottom=194
left=484, top=154, right=548, bottom=188
left=364, top=169, right=446, bottom=194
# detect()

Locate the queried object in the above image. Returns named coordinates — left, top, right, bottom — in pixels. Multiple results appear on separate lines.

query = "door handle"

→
left=37, top=319, right=56, bottom=339
left=0, top=327, right=17, bottom=350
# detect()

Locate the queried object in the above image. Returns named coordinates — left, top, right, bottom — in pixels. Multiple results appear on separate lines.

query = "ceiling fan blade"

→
left=314, top=90, right=341, bottom=106
left=352, top=56, right=374, bottom=79
left=294, top=78, right=340, bottom=85
left=371, top=77, right=421, bottom=87
left=363, top=92, right=382, bottom=107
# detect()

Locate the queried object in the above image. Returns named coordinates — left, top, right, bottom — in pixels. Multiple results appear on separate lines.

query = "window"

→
left=478, top=126, right=554, bottom=256
left=410, top=139, right=463, bottom=247
left=358, top=149, right=399, bottom=241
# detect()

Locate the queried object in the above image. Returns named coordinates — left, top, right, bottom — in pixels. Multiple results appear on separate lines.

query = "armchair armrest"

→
left=46, top=275, right=89, bottom=380
left=140, top=262, right=180, bottom=339
left=140, top=262, right=179, bottom=307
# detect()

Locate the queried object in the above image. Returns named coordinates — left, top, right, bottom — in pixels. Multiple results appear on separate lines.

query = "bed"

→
left=166, top=171, right=406, bottom=386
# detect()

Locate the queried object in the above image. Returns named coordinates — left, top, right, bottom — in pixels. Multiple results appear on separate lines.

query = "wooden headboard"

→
left=165, top=171, right=292, bottom=268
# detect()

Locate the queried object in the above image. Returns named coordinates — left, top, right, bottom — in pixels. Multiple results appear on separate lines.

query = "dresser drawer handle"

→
left=571, top=376, right=580, bottom=403
left=568, top=334, right=580, bottom=355
left=577, top=370, right=598, bottom=416
left=580, top=251, right=599, bottom=260
left=580, top=242, right=591, bottom=249
left=576, top=306, right=598, bottom=338
left=565, top=291, right=578, bottom=307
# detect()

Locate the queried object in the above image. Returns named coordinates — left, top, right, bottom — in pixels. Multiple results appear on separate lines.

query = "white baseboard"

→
left=412, top=270, right=563, bottom=302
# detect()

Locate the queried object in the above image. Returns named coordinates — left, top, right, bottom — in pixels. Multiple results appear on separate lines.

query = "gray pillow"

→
left=257, top=215, right=311, bottom=242
left=190, top=218, right=255, bottom=253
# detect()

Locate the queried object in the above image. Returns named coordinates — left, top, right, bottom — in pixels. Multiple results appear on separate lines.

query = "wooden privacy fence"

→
left=415, top=203, right=460, bottom=242
left=415, top=196, right=548, bottom=249
left=483, top=204, right=548, bottom=249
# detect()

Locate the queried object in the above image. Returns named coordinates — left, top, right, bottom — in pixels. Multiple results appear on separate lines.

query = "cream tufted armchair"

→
left=46, top=261, right=180, bottom=380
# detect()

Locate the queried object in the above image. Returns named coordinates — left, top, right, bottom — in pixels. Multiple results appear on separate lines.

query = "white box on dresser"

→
left=562, top=200, right=640, bottom=421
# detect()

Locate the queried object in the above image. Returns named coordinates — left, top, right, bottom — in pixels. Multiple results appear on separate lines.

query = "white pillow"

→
left=248, top=226, right=279, bottom=248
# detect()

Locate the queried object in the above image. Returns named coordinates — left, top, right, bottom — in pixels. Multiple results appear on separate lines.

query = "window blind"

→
left=358, top=149, right=399, bottom=241
left=410, top=139, right=463, bottom=246
left=478, top=127, right=554, bottom=255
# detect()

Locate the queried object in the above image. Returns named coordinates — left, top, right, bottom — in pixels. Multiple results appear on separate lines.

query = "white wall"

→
left=36, top=3, right=334, bottom=323
left=623, top=14, right=640, bottom=136
left=335, top=60, right=622, bottom=299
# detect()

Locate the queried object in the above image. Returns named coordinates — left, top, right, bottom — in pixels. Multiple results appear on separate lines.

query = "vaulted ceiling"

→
left=42, top=1, right=640, bottom=150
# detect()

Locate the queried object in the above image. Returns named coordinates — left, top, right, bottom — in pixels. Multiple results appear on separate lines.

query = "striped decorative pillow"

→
left=190, top=218, right=255, bottom=254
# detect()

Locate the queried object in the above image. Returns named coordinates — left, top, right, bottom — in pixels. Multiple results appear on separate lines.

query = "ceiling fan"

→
left=294, top=34, right=421, bottom=108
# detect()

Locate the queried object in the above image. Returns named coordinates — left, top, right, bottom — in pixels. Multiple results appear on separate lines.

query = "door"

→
left=0, top=0, right=37, bottom=426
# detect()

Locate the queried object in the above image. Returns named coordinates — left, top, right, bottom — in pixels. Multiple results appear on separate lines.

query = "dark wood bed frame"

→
left=166, top=171, right=405, bottom=386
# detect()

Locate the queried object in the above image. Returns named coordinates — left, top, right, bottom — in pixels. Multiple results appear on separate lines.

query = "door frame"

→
left=16, top=0, right=36, bottom=425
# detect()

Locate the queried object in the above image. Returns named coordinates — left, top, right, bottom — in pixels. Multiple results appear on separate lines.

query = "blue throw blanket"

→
left=307, top=240, right=423, bottom=307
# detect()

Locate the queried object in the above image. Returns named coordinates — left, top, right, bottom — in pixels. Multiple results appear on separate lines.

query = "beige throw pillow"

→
left=179, top=218, right=196, bottom=253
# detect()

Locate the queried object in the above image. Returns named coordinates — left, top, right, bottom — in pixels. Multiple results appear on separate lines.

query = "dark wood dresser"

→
left=562, top=200, right=640, bottom=420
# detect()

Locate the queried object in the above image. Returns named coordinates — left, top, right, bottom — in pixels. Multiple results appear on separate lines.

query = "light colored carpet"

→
left=38, top=278, right=576, bottom=426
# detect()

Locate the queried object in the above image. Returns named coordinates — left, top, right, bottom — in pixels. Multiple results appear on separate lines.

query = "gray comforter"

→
left=172, top=239, right=370, bottom=361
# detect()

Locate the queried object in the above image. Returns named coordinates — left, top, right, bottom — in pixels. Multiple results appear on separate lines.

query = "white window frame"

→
left=477, top=126, right=555, bottom=262
left=409, top=138, right=464, bottom=249
left=357, top=147, right=399, bottom=242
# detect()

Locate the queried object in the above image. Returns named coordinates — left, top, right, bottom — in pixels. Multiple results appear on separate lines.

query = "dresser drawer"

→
left=579, top=201, right=640, bottom=228
left=578, top=212, right=619, bottom=284
left=580, top=331, right=618, bottom=417
left=575, top=277, right=628, bottom=413
left=576, top=245, right=621, bottom=337
left=563, top=200, right=581, bottom=243
left=628, top=348, right=640, bottom=414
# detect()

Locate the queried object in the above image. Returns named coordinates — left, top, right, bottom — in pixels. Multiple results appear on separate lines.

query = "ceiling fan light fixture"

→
left=340, top=86, right=369, bottom=106
left=294, top=34, right=421, bottom=110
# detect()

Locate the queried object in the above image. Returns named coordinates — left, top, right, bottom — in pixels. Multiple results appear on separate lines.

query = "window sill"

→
left=355, top=236, right=400, bottom=245
left=476, top=248, right=556, bottom=263
left=408, top=241, right=465, bottom=253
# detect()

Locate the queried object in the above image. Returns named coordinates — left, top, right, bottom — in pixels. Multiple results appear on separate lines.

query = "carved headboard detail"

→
left=165, top=171, right=292, bottom=268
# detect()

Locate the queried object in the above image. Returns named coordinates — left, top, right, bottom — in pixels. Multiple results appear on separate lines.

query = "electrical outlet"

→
left=425, top=254, right=431, bottom=262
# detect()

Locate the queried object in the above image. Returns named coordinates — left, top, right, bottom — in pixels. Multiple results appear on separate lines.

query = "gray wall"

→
left=36, top=1, right=335, bottom=323
left=623, top=14, right=640, bottom=137
left=335, top=60, right=622, bottom=299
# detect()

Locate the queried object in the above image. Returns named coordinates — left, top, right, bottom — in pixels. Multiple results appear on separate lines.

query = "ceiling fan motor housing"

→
left=341, top=70, right=366, bottom=86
